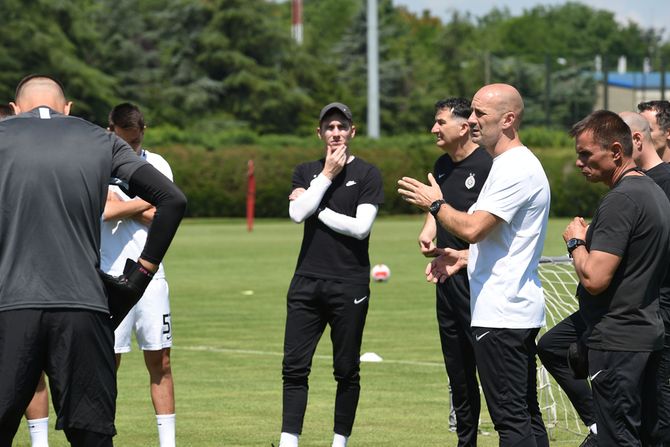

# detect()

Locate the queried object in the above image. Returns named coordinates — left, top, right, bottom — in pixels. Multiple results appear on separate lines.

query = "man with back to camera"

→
left=416, top=97, right=491, bottom=446
left=278, top=102, right=384, bottom=447
left=19, top=103, right=180, bottom=447
left=638, top=100, right=670, bottom=162
left=559, top=110, right=670, bottom=446
left=0, top=75, right=186, bottom=447
left=102, top=103, right=177, bottom=447
left=399, top=83, right=550, bottom=447
left=0, top=103, right=51, bottom=447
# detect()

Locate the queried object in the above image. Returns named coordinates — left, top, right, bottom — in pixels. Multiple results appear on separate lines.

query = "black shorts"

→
left=0, top=309, right=116, bottom=439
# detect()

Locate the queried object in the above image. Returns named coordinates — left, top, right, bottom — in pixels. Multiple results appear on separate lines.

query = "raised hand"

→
left=322, top=143, right=347, bottom=180
left=397, top=173, right=443, bottom=211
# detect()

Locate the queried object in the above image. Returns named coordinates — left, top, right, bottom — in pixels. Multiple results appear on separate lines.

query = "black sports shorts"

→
left=0, top=309, right=116, bottom=439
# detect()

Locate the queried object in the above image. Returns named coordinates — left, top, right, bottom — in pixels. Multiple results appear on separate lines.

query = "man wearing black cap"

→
left=279, top=102, right=384, bottom=447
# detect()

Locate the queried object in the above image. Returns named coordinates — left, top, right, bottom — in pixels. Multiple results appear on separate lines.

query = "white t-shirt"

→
left=100, top=150, right=173, bottom=279
left=467, top=146, right=550, bottom=329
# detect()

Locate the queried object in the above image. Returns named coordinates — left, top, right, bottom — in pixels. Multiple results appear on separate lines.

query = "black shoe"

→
left=579, top=432, right=597, bottom=447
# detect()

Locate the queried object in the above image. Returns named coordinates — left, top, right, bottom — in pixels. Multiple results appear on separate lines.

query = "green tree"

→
left=0, top=0, right=117, bottom=121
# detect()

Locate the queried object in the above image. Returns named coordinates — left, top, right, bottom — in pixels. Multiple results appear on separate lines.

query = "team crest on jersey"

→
left=465, top=173, right=476, bottom=189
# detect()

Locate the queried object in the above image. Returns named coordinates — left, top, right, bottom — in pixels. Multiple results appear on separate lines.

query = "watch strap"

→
left=429, top=199, right=446, bottom=217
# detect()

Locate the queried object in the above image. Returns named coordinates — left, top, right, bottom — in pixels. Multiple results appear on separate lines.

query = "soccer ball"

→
left=371, top=264, right=391, bottom=282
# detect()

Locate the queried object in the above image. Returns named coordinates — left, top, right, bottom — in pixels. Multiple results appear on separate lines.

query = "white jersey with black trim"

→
left=100, top=149, right=173, bottom=279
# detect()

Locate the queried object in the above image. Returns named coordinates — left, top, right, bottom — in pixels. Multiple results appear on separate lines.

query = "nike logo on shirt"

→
left=354, top=296, right=368, bottom=304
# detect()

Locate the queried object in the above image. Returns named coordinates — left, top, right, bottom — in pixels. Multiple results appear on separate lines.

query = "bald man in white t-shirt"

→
left=399, top=83, right=550, bottom=447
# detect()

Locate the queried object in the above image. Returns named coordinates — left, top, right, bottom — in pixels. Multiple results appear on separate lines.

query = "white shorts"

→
left=114, top=278, right=172, bottom=353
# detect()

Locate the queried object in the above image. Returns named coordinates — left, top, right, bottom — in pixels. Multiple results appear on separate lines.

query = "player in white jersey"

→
left=103, top=103, right=177, bottom=447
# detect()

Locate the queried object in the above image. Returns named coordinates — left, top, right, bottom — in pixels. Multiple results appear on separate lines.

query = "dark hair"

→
left=0, top=104, right=14, bottom=119
left=108, top=102, right=145, bottom=130
left=434, top=97, right=471, bottom=119
left=570, top=110, right=633, bottom=157
left=14, top=74, right=66, bottom=100
left=637, top=100, right=670, bottom=132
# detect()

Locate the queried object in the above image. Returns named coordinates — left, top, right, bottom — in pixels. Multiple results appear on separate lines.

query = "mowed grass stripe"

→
left=13, top=217, right=581, bottom=446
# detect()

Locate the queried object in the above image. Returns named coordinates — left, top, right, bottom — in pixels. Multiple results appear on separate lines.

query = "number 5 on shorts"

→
left=162, top=313, right=171, bottom=337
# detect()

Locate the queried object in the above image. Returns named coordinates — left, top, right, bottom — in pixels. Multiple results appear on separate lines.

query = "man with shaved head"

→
left=628, top=111, right=670, bottom=445
left=399, top=83, right=551, bottom=446
left=638, top=100, right=670, bottom=162
left=0, top=75, right=187, bottom=446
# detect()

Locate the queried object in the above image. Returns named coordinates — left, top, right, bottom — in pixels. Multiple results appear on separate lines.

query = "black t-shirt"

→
left=644, top=162, right=670, bottom=311
left=433, top=147, right=492, bottom=298
left=0, top=107, right=148, bottom=313
left=434, top=147, right=492, bottom=249
left=292, top=157, right=384, bottom=284
left=578, top=175, right=670, bottom=351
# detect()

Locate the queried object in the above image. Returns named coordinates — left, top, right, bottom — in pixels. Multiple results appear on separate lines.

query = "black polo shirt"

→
left=578, top=175, right=670, bottom=351
left=0, top=107, right=147, bottom=313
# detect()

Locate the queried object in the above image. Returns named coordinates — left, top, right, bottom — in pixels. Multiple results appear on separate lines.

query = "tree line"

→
left=2, top=0, right=668, bottom=136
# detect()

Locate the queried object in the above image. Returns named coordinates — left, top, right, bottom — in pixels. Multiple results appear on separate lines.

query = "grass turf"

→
left=13, top=216, right=582, bottom=446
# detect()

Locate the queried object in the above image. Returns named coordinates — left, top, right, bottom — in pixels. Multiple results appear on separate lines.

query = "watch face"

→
left=430, top=200, right=444, bottom=215
left=567, top=238, right=584, bottom=252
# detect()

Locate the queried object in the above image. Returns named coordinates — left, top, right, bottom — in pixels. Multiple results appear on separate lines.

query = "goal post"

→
left=537, top=255, right=584, bottom=438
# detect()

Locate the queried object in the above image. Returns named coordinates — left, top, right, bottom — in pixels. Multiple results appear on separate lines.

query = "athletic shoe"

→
left=579, top=432, right=597, bottom=447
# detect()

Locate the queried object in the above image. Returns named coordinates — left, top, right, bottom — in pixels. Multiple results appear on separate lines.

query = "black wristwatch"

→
left=566, top=238, right=586, bottom=257
left=429, top=199, right=446, bottom=217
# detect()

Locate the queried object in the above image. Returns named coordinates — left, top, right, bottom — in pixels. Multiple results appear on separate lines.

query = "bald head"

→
left=469, top=83, right=525, bottom=155
left=619, top=111, right=661, bottom=168
left=474, top=83, right=524, bottom=127
left=12, top=76, right=71, bottom=115
left=619, top=111, right=651, bottom=138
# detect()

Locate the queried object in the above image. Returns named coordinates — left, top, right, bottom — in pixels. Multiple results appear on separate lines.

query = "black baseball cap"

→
left=319, top=102, right=353, bottom=123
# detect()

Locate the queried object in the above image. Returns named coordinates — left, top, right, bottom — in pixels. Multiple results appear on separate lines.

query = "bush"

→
left=149, top=130, right=606, bottom=218
left=521, top=126, right=573, bottom=149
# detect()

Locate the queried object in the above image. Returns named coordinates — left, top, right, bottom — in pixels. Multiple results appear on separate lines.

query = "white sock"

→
left=26, top=417, right=49, bottom=447
left=279, top=432, right=299, bottom=447
left=156, top=414, right=176, bottom=447
left=589, top=423, right=597, bottom=435
left=332, top=433, right=348, bottom=447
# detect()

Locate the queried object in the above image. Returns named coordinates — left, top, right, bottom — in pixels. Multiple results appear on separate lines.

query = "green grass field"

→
left=13, top=216, right=583, bottom=446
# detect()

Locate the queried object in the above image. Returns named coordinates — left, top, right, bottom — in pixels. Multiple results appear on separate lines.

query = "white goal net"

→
left=537, top=255, right=583, bottom=438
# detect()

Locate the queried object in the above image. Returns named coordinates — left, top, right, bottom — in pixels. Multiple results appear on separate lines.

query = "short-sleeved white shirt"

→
left=467, top=146, right=550, bottom=329
left=100, top=150, right=173, bottom=279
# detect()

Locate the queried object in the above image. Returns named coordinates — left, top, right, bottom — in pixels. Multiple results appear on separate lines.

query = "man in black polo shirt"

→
left=537, top=111, right=670, bottom=446
left=278, top=103, right=384, bottom=447
left=417, top=97, right=491, bottom=446
left=563, top=110, right=669, bottom=446
left=0, top=75, right=186, bottom=446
